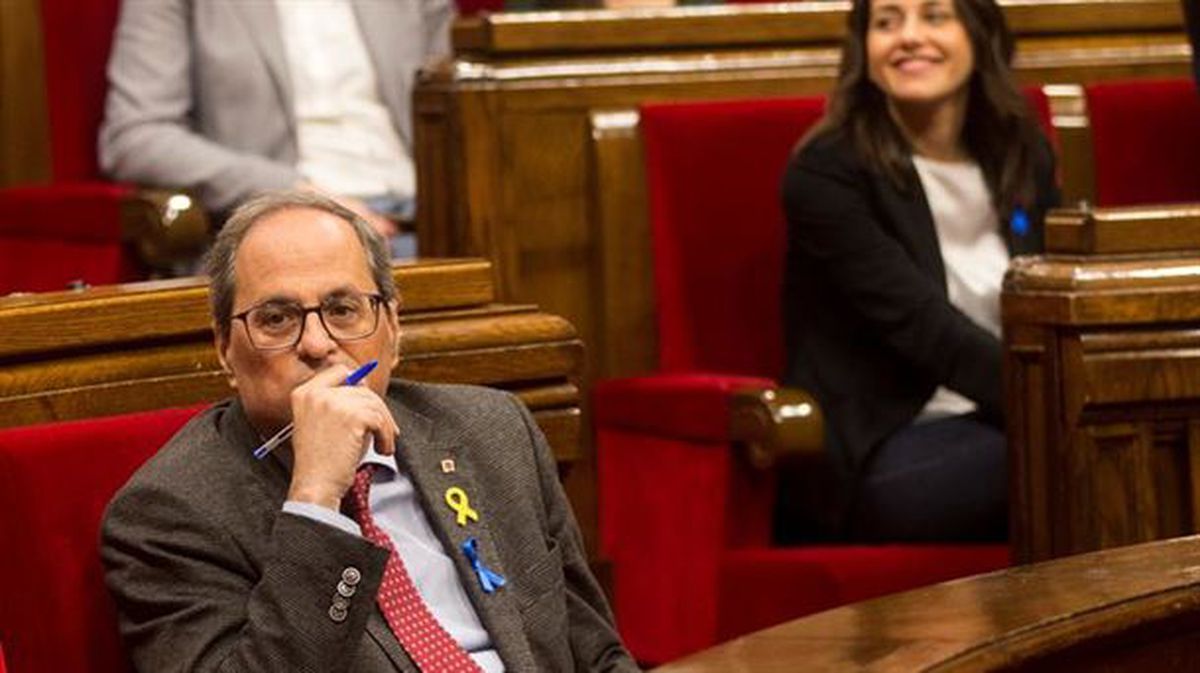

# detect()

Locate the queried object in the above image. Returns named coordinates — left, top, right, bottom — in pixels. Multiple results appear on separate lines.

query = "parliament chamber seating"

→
left=594, top=95, right=1037, bottom=664
left=0, top=259, right=586, bottom=673
left=0, top=0, right=206, bottom=295
left=1085, top=78, right=1200, bottom=206
left=0, top=406, right=205, bottom=673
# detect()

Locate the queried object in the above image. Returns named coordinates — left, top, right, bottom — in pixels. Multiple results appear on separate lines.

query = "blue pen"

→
left=252, top=359, right=380, bottom=460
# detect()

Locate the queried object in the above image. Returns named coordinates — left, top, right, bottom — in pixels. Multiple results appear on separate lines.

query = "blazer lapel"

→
left=388, top=398, right=539, bottom=672
left=873, top=166, right=949, bottom=294
left=351, top=0, right=412, bottom=149
left=365, top=614, right=419, bottom=672
left=229, top=2, right=294, bottom=130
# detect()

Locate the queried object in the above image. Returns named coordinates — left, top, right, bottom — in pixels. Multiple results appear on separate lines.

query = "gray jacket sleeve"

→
left=102, top=486, right=390, bottom=673
left=98, top=0, right=301, bottom=213
left=512, top=397, right=641, bottom=672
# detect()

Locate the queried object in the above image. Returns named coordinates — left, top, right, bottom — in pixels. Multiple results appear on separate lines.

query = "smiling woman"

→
left=866, top=0, right=975, bottom=112
left=777, top=0, right=1060, bottom=543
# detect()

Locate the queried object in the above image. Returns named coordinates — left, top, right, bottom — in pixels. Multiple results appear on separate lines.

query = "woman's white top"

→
left=911, top=155, right=1010, bottom=421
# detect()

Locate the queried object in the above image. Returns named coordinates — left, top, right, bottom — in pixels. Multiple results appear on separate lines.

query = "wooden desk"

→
left=0, top=258, right=596, bottom=547
left=1004, top=204, right=1200, bottom=563
left=654, top=535, right=1200, bottom=672
left=415, top=0, right=1190, bottom=383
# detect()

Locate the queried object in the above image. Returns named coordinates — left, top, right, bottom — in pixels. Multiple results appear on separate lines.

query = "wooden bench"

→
left=1005, top=203, right=1200, bottom=562
left=652, top=534, right=1200, bottom=672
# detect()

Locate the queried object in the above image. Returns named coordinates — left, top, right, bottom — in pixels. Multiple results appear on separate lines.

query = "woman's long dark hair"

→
left=803, top=0, right=1042, bottom=217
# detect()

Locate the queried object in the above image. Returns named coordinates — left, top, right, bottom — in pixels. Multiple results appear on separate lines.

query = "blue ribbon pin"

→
left=461, top=537, right=506, bottom=594
left=1010, top=206, right=1030, bottom=237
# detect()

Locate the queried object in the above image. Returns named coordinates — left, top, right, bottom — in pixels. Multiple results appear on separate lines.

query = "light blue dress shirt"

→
left=283, top=444, right=503, bottom=672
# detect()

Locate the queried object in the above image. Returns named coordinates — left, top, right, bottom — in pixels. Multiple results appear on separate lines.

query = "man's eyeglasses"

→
left=232, top=292, right=386, bottom=351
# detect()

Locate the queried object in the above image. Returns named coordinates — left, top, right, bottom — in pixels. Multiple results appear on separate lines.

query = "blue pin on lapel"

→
left=462, top=537, right=506, bottom=594
left=1010, top=206, right=1030, bottom=237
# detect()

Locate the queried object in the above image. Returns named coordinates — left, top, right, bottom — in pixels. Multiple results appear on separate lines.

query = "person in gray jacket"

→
left=101, top=190, right=639, bottom=672
left=99, top=0, right=452, bottom=248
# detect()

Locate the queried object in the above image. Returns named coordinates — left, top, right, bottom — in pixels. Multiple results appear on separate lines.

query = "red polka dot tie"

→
left=349, top=465, right=483, bottom=672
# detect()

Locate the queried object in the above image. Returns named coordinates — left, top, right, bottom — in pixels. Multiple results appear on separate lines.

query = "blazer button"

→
left=337, top=580, right=357, bottom=598
left=329, top=604, right=349, bottom=623
left=331, top=595, right=350, bottom=611
left=342, top=567, right=362, bottom=586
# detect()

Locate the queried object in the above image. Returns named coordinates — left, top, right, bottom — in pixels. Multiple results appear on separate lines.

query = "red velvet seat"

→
left=593, top=93, right=1051, bottom=663
left=1085, top=78, right=1200, bottom=206
left=0, top=0, right=207, bottom=295
left=0, top=405, right=204, bottom=673
left=0, top=0, right=136, bottom=294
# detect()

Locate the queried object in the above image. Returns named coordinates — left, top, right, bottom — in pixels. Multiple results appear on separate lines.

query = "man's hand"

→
left=285, top=364, right=400, bottom=511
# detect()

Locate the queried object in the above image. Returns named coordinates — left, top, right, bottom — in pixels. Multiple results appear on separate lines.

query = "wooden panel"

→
left=1046, top=204, right=1200, bottom=254
left=1005, top=205, right=1200, bottom=562
left=652, top=535, right=1200, bottom=673
left=588, top=109, right=657, bottom=378
left=0, top=0, right=50, bottom=186
left=1078, top=330, right=1200, bottom=407
left=453, top=0, right=1184, bottom=55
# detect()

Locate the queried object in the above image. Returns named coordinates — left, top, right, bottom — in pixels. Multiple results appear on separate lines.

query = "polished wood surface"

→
left=415, top=0, right=1191, bottom=384
left=653, top=535, right=1200, bottom=672
left=0, top=0, right=50, bottom=186
left=1004, top=204, right=1200, bottom=563
left=0, top=258, right=592, bottom=541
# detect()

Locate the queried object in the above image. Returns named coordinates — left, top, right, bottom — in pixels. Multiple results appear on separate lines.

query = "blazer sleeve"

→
left=98, top=0, right=301, bottom=213
left=511, top=397, right=640, bottom=672
left=101, top=487, right=389, bottom=673
left=782, top=141, right=1005, bottom=418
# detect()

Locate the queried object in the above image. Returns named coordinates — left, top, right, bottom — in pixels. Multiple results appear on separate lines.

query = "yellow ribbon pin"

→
left=445, top=487, right=480, bottom=527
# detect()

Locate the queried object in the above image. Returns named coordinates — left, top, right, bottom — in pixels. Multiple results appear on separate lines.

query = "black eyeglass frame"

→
left=230, top=293, right=388, bottom=351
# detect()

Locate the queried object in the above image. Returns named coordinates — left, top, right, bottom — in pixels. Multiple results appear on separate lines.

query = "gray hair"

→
left=205, top=190, right=397, bottom=340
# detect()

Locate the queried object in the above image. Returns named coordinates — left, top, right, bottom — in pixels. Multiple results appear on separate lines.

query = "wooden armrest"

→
left=1044, top=202, right=1200, bottom=254
left=655, top=535, right=1200, bottom=672
left=120, top=189, right=211, bottom=271
left=728, top=385, right=824, bottom=469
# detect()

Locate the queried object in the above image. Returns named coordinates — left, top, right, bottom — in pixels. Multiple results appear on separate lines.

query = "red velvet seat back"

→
left=38, top=0, right=123, bottom=181
left=1085, top=78, right=1200, bottom=206
left=641, top=96, right=828, bottom=378
left=0, top=406, right=203, bottom=673
left=0, top=0, right=131, bottom=295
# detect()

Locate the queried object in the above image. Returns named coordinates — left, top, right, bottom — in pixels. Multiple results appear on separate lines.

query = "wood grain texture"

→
left=453, top=0, right=1182, bottom=55
left=1004, top=205, right=1200, bottom=562
left=0, top=0, right=50, bottom=186
left=653, top=535, right=1200, bottom=672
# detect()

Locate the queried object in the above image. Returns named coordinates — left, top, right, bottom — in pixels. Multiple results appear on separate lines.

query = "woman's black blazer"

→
left=780, top=130, right=1060, bottom=476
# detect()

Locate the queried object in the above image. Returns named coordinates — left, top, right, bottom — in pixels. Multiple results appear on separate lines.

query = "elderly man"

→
left=101, top=191, right=638, bottom=672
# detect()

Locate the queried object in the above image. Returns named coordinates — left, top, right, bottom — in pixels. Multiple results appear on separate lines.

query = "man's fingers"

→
left=310, top=363, right=353, bottom=388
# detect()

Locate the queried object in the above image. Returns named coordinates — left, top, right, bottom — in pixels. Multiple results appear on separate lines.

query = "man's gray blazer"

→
left=99, top=0, right=453, bottom=213
left=101, top=380, right=638, bottom=672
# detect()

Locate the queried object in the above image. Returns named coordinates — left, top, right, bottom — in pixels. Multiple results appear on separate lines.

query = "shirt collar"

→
left=359, top=436, right=399, bottom=476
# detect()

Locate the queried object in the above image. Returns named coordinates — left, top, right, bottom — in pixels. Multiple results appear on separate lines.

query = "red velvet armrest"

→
left=594, top=373, right=774, bottom=441
left=594, top=372, right=823, bottom=467
left=0, top=182, right=210, bottom=292
left=595, top=373, right=825, bottom=662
